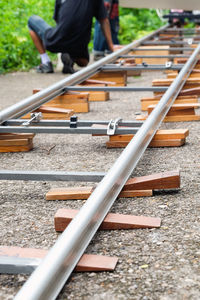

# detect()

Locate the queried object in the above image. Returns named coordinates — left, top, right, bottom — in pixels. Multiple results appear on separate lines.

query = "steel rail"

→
left=131, top=47, right=193, bottom=51
left=0, top=24, right=168, bottom=125
left=14, top=39, right=200, bottom=300
left=64, top=86, right=168, bottom=92
left=143, top=41, right=197, bottom=45
left=0, top=126, right=140, bottom=135
left=101, top=64, right=183, bottom=71
left=120, top=54, right=190, bottom=58
left=4, top=119, right=142, bottom=127
left=0, top=170, right=105, bottom=182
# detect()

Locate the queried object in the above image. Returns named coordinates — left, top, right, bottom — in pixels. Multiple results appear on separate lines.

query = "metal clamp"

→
left=187, top=38, right=193, bottom=45
left=70, top=115, right=78, bottom=128
left=107, top=118, right=122, bottom=135
left=22, top=112, right=43, bottom=127
left=165, top=61, right=172, bottom=69
left=142, top=62, right=148, bottom=67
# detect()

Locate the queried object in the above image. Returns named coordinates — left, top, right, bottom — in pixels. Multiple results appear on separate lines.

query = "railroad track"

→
left=0, top=23, right=200, bottom=299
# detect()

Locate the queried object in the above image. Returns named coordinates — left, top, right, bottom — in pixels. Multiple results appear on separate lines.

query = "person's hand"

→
left=104, top=2, right=111, bottom=11
left=113, top=45, right=125, bottom=51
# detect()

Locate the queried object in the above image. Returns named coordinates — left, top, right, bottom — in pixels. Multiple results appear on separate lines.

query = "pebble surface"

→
left=0, top=68, right=199, bottom=300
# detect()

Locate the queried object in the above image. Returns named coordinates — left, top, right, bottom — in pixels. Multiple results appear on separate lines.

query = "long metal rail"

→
left=13, top=34, right=200, bottom=300
left=0, top=25, right=168, bottom=124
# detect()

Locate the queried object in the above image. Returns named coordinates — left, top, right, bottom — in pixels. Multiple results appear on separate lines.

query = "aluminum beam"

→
left=0, top=257, right=41, bottom=275
left=101, top=64, right=183, bottom=71
left=120, top=55, right=190, bottom=59
left=14, top=38, right=200, bottom=300
left=0, top=170, right=105, bottom=182
left=5, top=119, right=142, bottom=127
left=64, top=86, right=168, bottom=92
left=0, top=126, right=140, bottom=135
left=131, top=47, right=193, bottom=51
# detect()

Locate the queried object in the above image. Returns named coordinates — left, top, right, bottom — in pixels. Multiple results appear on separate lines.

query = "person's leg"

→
left=29, top=30, right=46, bottom=54
left=74, top=58, right=88, bottom=67
left=61, top=47, right=89, bottom=73
left=28, top=15, right=53, bottom=73
left=93, top=21, right=106, bottom=60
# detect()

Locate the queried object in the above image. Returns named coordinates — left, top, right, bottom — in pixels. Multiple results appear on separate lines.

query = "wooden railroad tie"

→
left=136, top=103, right=200, bottom=122
left=0, top=133, right=35, bottom=152
left=54, top=208, right=161, bottom=232
left=90, top=71, right=127, bottom=86
left=167, top=70, right=200, bottom=79
left=106, top=129, right=189, bottom=148
left=79, top=79, right=111, bottom=101
left=152, top=77, right=200, bottom=90
left=174, top=58, right=200, bottom=69
left=46, top=170, right=180, bottom=201
left=116, top=57, right=141, bottom=76
left=0, top=246, right=118, bottom=273
left=130, top=45, right=170, bottom=65
left=92, top=125, right=189, bottom=147
left=140, top=95, right=198, bottom=111
left=32, top=88, right=89, bottom=114
left=22, top=106, right=74, bottom=120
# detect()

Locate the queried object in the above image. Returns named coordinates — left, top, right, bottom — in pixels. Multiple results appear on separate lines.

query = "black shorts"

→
left=28, top=14, right=89, bottom=61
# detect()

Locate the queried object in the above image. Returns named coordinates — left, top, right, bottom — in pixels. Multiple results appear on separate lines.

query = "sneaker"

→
left=36, top=62, right=54, bottom=73
left=61, top=53, right=75, bottom=74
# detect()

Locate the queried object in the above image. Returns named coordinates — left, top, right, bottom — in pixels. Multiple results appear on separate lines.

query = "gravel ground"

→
left=0, top=67, right=199, bottom=300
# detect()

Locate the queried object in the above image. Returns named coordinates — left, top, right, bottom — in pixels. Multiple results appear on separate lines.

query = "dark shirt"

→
left=44, top=0, right=107, bottom=54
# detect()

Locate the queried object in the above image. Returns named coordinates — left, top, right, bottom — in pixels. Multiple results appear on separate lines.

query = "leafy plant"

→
left=0, top=3, right=165, bottom=73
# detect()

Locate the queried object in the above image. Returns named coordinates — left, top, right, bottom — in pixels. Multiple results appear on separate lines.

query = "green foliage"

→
left=0, top=3, right=165, bottom=74
left=119, top=8, right=165, bottom=44
left=0, top=0, right=56, bottom=74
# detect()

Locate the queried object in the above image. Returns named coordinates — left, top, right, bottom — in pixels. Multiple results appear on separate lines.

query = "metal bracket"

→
left=142, top=62, right=148, bottom=67
left=165, top=61, right=172, bottom=69
left=107, top=118, right=122, bottom=136
left=70, top=115, right=78, bottom=128
left=187, top=38, right=193, bottom=45
left=22, top=112, right=43, bottom=127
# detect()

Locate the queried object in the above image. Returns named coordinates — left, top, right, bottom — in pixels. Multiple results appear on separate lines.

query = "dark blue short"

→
left=28, top=15, right=51, bottom=41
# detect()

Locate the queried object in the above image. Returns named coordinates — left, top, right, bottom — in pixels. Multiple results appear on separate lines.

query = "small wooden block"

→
left=136, top=114, right=200, bottom=122
left=0, top=139, right=31, bottom=146
left=0, top=133, right=34, bottom=152
left=106, top=139, right=185, bottom=148
left=123, top=170, right=180, bottom=191
left=81, top=79, right=115, bottom=85
left=46, top=187, right=152, bottom=200
left=54, top=208, right=161, bottom=232
left=0, top=142, right=33, bottom=153
left=46, top=187, right=94, bottom=200
left=90, top=71, right=127, bottom=86
left=33, top=89, right=89, bottom=112
left=0, top=246, right=118, bottom=272
left=109, top=129, right=189, bottom=141
left=0, top=133, right=35, bottom=140
left=147, top=103, right=199, bottom=116
left=152, top=78, right=200, bottom=87
left=131, top=46, right=169, bottom=64
left=180, top=87, right=200, bottom=96
left=140, top=96, right=198, bottom=111
left=106, top=129, right=189, bottom=148
left=79, top=81, right=110, bottom=101
left=167, top=71, right=200, bottom=79
left=22, top=106, right=74, bottom=120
